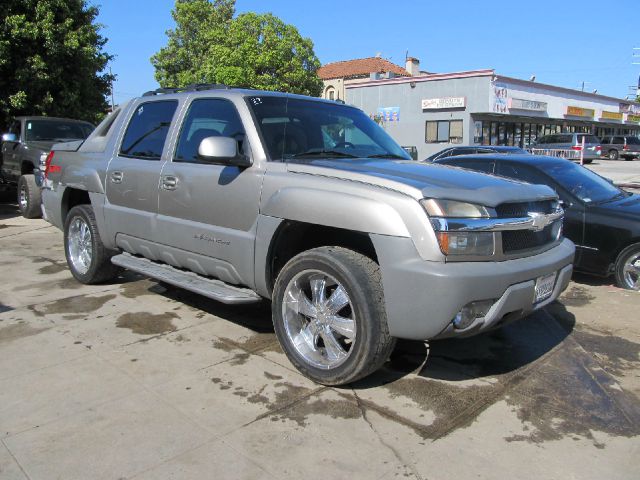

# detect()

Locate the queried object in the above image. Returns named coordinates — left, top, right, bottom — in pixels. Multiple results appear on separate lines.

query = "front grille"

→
left=502, top=224, right=555, bottom=253
left=495, top=200, right=553, bottom=218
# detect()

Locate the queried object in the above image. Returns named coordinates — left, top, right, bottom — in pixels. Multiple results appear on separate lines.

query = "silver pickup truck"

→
left=41, top=85, right=575, bottom=385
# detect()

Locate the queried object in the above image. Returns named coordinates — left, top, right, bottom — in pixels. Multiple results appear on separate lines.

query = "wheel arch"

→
left=263, top=220, right=379, bottom=297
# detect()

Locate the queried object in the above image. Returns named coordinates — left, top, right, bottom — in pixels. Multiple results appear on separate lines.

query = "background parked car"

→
left=532, top=133, right=601, bottom=164
left=1, top=116, right=94, bottom=217
left=424, top=145, right=528, bottom=162
left=599, top=135, right=640, bottom=160
left=434, top=153, right=640, bottom=290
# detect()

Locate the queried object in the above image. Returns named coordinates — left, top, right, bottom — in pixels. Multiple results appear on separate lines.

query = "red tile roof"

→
left=318, top=57, right=410, bottom=80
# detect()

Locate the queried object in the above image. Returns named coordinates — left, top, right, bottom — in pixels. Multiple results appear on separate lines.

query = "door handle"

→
left=162, top=175, right=178, bottom=190
left=110, top=171, right=123, bottom=183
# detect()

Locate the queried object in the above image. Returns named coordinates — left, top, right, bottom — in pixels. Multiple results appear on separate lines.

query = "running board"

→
left=111, top=253, right=261, bottom=304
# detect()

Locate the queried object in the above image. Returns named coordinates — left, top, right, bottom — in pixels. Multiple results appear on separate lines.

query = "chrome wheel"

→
left=282, top=269, right=356, bottom=369
left=18, top=184, right=28, bottom=211
left=622, top=252, right=640, bottom=290
left=67, top=216, right=93, bottom=275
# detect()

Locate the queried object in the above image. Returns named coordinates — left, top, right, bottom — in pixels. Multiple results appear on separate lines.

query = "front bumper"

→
left=371, top=236, right=575, bottom=340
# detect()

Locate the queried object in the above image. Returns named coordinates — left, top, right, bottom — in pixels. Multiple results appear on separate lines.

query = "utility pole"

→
left=109, top=67, right=115, bottom=111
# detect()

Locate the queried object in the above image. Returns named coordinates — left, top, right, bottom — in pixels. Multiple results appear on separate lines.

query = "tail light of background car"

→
left=43, top=151, right=56, bottom=178
left=571, top=145, right=583, bottom=151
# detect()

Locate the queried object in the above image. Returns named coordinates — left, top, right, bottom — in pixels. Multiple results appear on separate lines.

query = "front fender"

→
left=261, top=187, right=410, bottom=237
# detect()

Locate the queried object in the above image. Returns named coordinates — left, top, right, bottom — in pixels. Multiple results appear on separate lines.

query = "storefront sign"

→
left=493, top=83, right=508, bottom=113
left=566, top=106, right=595, bottom=117
left=600, top=111, right=623, bottom=121
left=421, top=97, right=466, bottom=109
left=626, top=114, right=640, bottom=123
left=619, top=103, right=640, bottom=115
left=508, top=98, right=547, bottom=112
left=376, top=106, right=400, bottom=122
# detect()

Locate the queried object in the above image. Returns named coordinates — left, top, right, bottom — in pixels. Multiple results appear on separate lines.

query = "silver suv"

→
left=533, top=133, right=602, bottom=164
left=41, top=85, right=575, bottom=385
left=599, top=135, right=640, bottom=160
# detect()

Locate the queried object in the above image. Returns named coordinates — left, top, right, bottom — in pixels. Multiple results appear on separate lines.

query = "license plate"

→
left=534, top=272, right=557, bottom=303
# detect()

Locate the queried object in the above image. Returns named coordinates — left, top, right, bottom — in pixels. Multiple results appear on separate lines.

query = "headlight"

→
left=435, top=231, right=495, bottom=256
left=421, top=199, right=494, bottom=256
left=421, top=199, right=489, bottom=218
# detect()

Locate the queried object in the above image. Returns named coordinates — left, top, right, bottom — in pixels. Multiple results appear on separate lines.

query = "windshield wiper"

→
left=290, top=149, right=358, bottom=159
left=596, top=191, right=630, bottom=204
left=367, top=153, right=408, bottom=159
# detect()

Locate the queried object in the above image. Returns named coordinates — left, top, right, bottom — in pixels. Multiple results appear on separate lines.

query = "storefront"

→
left=345, top=70, right=640, bottom=159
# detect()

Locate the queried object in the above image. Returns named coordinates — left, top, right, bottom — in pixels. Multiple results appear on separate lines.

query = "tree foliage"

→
left=152, top=0, right=322, bottom=97
left=0, top=0, right=113, bottom=131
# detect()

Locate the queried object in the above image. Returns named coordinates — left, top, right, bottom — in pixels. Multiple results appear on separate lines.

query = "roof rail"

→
left=142, top=83, right=230, bottom=96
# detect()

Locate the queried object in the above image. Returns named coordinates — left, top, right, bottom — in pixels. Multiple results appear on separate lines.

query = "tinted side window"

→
left=612, top=137, right=624, bottom=144
left=8, top=121, right=21, bottom=140
left=454, top=159, right=494, bottom=174
left=120, top=101, right=178, bottom=159
left=497, top=162, right=548, bottom=185
left=175, top=98, right=245, bottom=163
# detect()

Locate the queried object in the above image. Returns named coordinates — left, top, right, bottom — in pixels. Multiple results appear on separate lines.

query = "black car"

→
left=434, top=153, right=640, bottom=290
left=424, top=145, right=528, bottom=162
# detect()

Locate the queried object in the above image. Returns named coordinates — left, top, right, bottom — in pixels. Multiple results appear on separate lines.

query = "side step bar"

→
left=111, top=253, right=261, bottom=305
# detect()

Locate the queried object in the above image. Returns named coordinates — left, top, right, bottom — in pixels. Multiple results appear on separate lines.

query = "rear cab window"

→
left=119, top=100, right=178, bottom=159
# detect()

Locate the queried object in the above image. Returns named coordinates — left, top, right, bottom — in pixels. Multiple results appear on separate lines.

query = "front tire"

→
left=272, top=247, right=396, bottom=385
left=17, top=174, right=42, bottom=218
left=64, top=204, right=119, bottom=284
left=615, top=244, right=640, bottom=291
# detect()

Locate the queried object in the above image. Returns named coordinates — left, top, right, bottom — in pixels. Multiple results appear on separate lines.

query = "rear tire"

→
left=64, top=204, right=119, bottom=284
left=608, top=149, right=619, bottom=160
left=17, top=174, right=42, bottom=218
left=615, top=244, right=640, bottom=291
left=272, top=246, right=396, bottom=385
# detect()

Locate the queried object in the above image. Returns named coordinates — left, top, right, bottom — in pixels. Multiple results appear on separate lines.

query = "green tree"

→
left=152, top=0, right=322, bottom=97
left=0, top=0, right=113, bottom=132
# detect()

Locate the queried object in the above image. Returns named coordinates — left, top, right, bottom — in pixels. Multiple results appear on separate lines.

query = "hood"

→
left=591, top=193, right=640, bottom=219
left=287, top=158, right=557, bottom=207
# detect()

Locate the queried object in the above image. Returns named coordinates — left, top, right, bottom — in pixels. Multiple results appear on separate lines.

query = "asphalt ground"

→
left=0, top=192, right=639, bottom=479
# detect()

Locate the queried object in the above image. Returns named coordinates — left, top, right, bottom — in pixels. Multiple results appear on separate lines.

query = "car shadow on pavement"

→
left=0, top=191, right=19, bottom=221
left=124, top=278, right=577, bottom=389
left=570, top=272, right=616, bottom=288
left=354, top=304, right=576, bottom=389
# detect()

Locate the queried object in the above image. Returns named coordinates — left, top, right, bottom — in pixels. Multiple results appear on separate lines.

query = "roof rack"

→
left=142, top=83, right=230, bottom=96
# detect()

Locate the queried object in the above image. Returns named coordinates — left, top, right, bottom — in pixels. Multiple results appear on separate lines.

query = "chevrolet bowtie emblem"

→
left=528, top=212, right=549, bottom=232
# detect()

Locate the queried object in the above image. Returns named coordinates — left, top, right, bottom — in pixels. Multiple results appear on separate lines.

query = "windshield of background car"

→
left=25, top=120, right=93, bottom=142
left=247, top=96, right=411, bottom=161
left=546, top=161, right=623, bottom=203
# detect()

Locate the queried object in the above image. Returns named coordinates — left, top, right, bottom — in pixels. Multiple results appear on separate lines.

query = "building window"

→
left=325, top=86, right=336, bottom=100
left=425, top=120, right=463, bottom=144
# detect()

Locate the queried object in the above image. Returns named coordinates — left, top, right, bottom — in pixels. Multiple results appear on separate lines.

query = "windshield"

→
left=247, top=96, right=410, bottom=161
left=25, top=120, right=93, bottom=142
left=546, top=161, right=624, bottom=203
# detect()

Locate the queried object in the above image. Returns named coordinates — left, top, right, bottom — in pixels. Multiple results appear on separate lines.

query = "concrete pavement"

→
left=586, top=157, right=640, bottom=189
left=0, top=198, right=639, bottom=480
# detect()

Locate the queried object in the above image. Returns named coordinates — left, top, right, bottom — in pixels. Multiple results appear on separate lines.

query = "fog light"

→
left=452, top=300, right=495, bottom=330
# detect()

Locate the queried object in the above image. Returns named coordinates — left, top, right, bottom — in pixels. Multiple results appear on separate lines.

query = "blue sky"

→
left=97, top=0, right=637, bottom=105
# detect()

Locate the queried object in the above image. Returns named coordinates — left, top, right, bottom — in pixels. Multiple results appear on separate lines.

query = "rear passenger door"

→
left=155, top=97, right=264, bottom=287
left=105, top=100, right=179, bottom=253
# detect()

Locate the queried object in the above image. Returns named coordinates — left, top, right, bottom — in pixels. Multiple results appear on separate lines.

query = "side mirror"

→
left=198, top=136, right=251, bottom=168
left=2, top=133, right=17, bottom=143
